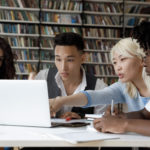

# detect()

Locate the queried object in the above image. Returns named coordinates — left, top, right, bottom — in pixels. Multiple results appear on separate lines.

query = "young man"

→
left=35, top=32, right=107, bottom=118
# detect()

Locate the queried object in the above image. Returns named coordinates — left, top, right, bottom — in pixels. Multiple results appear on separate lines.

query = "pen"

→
left=65, top=117, right=77, bottom=121
left=111, top=99, right=114, bottom=115
left=118, top=103, right=123, bottom=114
left=65, top=117, right=72, bottom=121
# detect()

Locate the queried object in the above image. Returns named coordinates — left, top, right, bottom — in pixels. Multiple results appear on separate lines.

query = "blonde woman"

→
left=50, top=38, right=150, bottom=135
left=93, top=21, right=150, bottom=135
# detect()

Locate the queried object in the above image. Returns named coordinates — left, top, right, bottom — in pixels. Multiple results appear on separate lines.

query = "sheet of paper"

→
left=85, top=114, right=103, bottom=120
left=51, top=118, right=90, bottom=124
left=51, top=130, right=120, bottom=144
left=85, top=114, right=103, bottom=118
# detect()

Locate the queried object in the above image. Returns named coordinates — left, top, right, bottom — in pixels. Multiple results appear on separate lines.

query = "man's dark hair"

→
left=54, top=32, right=84, bottom=52
left=132, top=21, right=150, bottom=51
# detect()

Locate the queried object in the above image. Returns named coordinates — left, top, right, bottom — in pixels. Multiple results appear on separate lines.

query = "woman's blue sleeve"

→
left=81, top=82, right=125, bottom=108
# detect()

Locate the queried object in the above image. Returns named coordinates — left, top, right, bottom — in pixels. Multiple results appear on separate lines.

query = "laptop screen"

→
left=0, top=80, right=51, bottom=128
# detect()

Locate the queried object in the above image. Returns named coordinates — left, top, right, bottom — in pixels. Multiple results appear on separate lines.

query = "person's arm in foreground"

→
left=50, top=93, right=88, bottom=114
left=93, top=108, right=150, bottom=136
left=50, top=82, right=125, bottom=115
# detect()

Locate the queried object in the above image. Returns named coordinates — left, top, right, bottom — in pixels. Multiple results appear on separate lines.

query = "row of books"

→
left=125, top=5, right=144, bottom=14
left=104, top=78, right=118, bottom=85
left=85, top=52, right=111, bottom=63
left=42, top=13, right=82, bottom=24
left=82, top=28, right=121, bottom=38
left=15, top=62, right=56, bottom=74
left=84, top=64, right=116, bottom=76
left=40, top=39, right=117, bottom=50
left=126, top=17, right=150, bottom=26
left=84, top=15, right=120, bottom=25
left=14, top=48, right=112, bottom=63
left=0, top=24, right=39, bottom=34
left=14, top=50, right=111, bottom=63
left=19, top=0, right=39, bottom=8
left=84, top=2, right=123, bottom=13
left=15, top=63, right=37, bottom=73
left=6, top=37, right=38, bottom=47
left=84, top=40, right=117, bottom=50
left=40, top=51, right=54, bottom=61
left=5, top=37, right=117, bottom=50
left=40, top=38, right=54, bottom=48
left=0, top=24, right=122, bottom=38
left=41, top=26, right=81, bottom=35
left=0, top=0, right=39, bottom=8
left=0, top=24, right=121, bottom=38
left=13, top=49, right=39, bottom=60
left=0, top=0, right=19, bottom=7
left=0, top=10, right=38, bottom=21
left=14, top=49, right=55, bottom=61
left=39, top=63, right=55, bottom=70
left=41, top=0, right=82, bottom=11
left=1, top=0, right=148, bottom=15
left=0, top=9, right=148, bottom=26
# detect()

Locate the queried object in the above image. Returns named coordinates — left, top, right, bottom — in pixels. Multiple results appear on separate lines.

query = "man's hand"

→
left=60, top=112, right=81, bottom=119
left=93, top=116, right=127, bottom=134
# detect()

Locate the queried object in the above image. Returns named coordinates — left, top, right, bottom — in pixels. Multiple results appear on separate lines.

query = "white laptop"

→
left=0, top=80, right=51, bottom=128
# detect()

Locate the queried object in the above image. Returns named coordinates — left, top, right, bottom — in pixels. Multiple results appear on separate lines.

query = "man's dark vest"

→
left=47, top=67, right=97, bottom=117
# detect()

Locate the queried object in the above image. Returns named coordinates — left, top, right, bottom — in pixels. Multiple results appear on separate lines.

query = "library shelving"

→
left=82, top=0, right=124, bottom=84
left=39, top=0, right=83, bottom=72
left=0, top=0, right=150, bottom=83
left=124, top=0, right=150, bottom=37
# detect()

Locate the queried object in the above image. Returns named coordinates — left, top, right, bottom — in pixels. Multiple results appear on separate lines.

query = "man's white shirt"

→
left=35, top=67, right=107, bottom=115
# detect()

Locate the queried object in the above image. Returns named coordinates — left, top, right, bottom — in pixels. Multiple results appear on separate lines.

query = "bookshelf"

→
left=82, top=0, right=123, bottom=84
left=39, top=0, right=83, bottom=71
left=124, top=0, right=150, bottom=37
left=0, top=0, right=150, bottom=83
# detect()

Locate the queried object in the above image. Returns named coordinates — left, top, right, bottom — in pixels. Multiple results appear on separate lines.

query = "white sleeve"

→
left=35, top=69, right=49, bottom=80
left=95, top=78, right=107, bottom=90
left=145, top=101, right=150, bottom=112
left=94, top=78, right=108, bottom=114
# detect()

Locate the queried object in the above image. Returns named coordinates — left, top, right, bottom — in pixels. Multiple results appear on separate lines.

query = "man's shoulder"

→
left=86, top=73, right=97, bottom=80
left=35, top=67, right=58, bottom=80
left=35, top=69, right=49, bottom=80
left=47, top=67, right=58, bottom=77
left=85, top=73, right=97, bottom=90
left=48, top=67, right=58, bottom=73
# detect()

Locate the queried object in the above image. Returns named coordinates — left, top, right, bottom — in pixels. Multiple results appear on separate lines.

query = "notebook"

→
left=51, top=130, right=120, bottom=144
left=0, top=80, right=51, bottom=128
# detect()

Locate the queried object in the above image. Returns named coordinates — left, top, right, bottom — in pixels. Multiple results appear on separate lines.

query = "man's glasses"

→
left=0, top=56, right=4, bottom=62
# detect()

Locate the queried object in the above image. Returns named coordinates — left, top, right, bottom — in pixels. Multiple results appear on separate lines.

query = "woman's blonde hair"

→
left=110, top=37, right=150, bottom=98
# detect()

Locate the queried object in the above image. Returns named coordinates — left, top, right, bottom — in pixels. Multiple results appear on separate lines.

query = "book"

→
left=51, top=130, right=119, bottom=144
